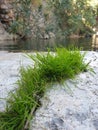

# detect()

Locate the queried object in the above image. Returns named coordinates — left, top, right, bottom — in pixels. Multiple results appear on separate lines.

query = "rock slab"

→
left=30, top=51, right=98, bottom=130
left=0, top=51, right=33, bottom=111
left=0, top=51, right=98, bottom=130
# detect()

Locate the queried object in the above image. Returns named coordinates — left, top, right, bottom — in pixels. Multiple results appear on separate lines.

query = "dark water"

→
left=0, top=37, right=97, bottom=52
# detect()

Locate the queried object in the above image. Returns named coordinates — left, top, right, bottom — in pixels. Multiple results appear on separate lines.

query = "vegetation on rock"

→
left=0, top=48, right=89, bottom=130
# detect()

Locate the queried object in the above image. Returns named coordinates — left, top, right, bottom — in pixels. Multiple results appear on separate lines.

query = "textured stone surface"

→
left=0, top=0, right=13, bottom=24
left=0, top=51, right=33, bottom=111
left=30, top=51, right=98, bottom=130
left=0, top=22, right=16, bottom=40
left=0, top=51, right=98, bottom=130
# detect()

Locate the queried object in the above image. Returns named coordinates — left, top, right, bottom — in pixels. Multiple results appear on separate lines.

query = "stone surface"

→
left=0, top=51, right=98, bottom=130
left=30, top=51, right=98, bottom=130
left=0, top=0, right=55, bottom=39
left=0, top=51, right=33, bottom=111
left=0, top=0, right=13, bottom=25
left=0, top=22, right=17, bottom=40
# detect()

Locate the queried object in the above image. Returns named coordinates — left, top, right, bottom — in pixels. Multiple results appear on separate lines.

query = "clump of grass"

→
left=29, top=48, right=87, bottom=81
left=0, top=47, right=89, bottom=130
left=0, top=67, right=46, bottom=130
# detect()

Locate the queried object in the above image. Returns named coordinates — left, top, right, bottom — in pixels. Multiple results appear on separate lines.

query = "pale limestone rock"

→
left=30, top=51, right=98, bottom=130
left=0, top=52, right=34, bottom=111
left=0, top=51, right=98, bottom=130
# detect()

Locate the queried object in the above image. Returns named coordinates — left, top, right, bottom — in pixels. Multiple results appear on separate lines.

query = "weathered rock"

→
left=0, top=51, right=98, bottom=129
left=0, top=9, right=9, bottom=14
left=0, top=52, right=34, bottom=111
left=0, top=22, right=17, bottom=40
left=0, top=0, right=55, bottom=39
left=30, top=51, right=98, bottom=130
left=0, top=0, right=13, bottom=29
left=0, top=4, right=9, bottom=10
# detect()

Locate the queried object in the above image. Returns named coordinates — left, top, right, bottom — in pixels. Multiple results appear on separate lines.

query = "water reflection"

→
left=0, top=37, right=97, bottom=52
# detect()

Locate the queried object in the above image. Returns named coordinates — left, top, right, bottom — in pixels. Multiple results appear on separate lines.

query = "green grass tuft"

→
left=29, top=48, right=87, bottom=81
left=0, top=47, right=89, bottom=130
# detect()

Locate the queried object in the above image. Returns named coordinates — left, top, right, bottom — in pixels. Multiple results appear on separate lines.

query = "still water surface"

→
left=0, top=37, right=97, bottom=52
